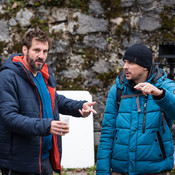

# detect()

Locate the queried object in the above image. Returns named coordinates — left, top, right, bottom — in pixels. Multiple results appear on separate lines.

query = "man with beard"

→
left=0, top=29, right=97, bottom=175
left=96, top=44, right=175, bottom=175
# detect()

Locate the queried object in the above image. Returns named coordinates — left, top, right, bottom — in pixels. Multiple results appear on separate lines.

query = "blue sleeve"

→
left=154, top=79, right=175, bottom=121
left=55, top=93, right=87, bottom=117
left=96, top=84, right=118, bottom=175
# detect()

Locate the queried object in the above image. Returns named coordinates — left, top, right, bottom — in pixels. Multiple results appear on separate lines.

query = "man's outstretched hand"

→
left=79, top=102, right=97, bottom=117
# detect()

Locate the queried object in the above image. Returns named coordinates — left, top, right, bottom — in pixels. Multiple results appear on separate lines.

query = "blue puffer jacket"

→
left=96, top=67, right=175, bottom=175
left=0, top=54, right=86, bottom=174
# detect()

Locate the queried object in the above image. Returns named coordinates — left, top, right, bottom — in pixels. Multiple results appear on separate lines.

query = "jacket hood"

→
left=1, top=54, right=24, bottom=71
left=116, top=64, right=167, bottom=90
left=0, top=53, right=56, bottom=88
left=1, top=54, right=32, bottom=82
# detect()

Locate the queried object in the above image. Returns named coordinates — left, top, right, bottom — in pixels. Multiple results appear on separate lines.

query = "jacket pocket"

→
left=157, top=131, right=166, bottom=159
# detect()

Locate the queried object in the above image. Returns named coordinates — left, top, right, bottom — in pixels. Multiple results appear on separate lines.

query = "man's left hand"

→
left=134, top=82, right=163, bottom=97
left=79, top=102, right=97, bottom=117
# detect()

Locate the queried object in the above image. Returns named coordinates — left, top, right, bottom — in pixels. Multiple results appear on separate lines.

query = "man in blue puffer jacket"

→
left=0, top=29, right=97, bottom=175
left=96, top=44, right=175, bottom=175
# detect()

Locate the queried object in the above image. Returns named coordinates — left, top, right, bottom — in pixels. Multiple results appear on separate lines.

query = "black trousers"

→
left=1, top=157, right=53, bottom=175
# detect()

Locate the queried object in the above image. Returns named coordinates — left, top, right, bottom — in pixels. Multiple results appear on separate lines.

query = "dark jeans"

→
left=1, top=157, right=53, bottom=175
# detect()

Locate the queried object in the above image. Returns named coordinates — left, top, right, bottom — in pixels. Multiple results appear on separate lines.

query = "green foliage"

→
left=34, top=2, right=40, bottom=6
left=61, top=166, right=96, bottom=175
left=107, top=37, right=113, bottom=43
left=170, top=168, right=175, bottom=175
left=86, top=165, right=96, bottom=175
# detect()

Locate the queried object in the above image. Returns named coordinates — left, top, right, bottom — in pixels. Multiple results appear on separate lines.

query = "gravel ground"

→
left=65, top=172, right=90, bottom=175
left=61, top=169, right=96, bottom=175
left=54, top=168, right=96, bottom=175
left=0, top=172, right=93, bottom=175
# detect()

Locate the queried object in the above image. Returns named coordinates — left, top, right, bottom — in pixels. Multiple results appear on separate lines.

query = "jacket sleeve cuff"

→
left=153, top=88, right=165, bottom=100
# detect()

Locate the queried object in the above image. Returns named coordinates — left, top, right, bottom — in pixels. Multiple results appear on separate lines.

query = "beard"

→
left=26, top=53, right=45, bottom=72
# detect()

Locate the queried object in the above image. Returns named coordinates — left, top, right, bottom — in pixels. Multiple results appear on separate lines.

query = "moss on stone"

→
left=34, top=2, right=40, bottom=6
left=160, top=6, right=175, bottom=40
left=11, top=41, right=23, bottom=53
left=9, top=0, right=64, bottom=7
left=49, top=30, right=64, bottom=40
left=30, top=17, right=49, bottom=32
left=0, top=41, right=7, bottom=55
left=73, top=16, right=79, bottom=22
left=57, top=75, right=85, bottom=90
left=56, top=75, right=100, bottom=94
left=101, top=0, right=121, bottom=18
left=68, top=0, right=89, bottom=12
left=96, top=70, right=117, bottom=87
left=0, top=11, right=12, bottom=20
left=81, top=48, right=99, bottom=70
left=42, top=0, right=64, bottom=6
left=86, top=86, right=98, bottom=94
left=0, top=2, right=23, bottom=20
left=115, top=17, right=128, bottom=36
left=10, top=0, right=27, bottom=5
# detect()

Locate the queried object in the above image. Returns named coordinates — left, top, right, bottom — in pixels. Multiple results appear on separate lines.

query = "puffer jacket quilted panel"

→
left=96, top=68, right=175, bottom=175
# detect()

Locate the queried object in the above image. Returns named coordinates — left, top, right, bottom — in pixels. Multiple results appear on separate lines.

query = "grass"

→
left=0, top=166, right=96, bottom=175
left=0, top=166, right=175, bottom=175
left=61, top=166, right=96, bottom=175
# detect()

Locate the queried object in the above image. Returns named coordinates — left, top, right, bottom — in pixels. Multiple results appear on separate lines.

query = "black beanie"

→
left=123, top=44, right=153, bottom=70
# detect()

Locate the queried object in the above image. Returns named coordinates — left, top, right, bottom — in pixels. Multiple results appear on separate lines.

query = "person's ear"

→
left=143, top=67, right=148, bottom=71
left=22, top=46, right=28, bottom=55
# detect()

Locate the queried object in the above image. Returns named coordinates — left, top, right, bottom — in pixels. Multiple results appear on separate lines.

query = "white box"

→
left=57, top=91, right=95, bottom=168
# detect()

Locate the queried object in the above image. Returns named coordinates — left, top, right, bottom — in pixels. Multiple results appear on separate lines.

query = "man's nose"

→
left=38, top=51, right=45, bottom=58
left=123, top=62, right=128, bottom=69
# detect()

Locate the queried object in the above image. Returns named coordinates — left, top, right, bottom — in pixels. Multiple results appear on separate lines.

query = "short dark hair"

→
left=22, top=29, right=50, bottom=49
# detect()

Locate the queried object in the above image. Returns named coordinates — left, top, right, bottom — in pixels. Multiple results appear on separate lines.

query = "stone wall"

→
left=0, top=0, right=175, bottom=146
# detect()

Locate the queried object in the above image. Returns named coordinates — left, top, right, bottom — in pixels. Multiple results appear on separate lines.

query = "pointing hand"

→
left=79, top=101, right=97, bottom=117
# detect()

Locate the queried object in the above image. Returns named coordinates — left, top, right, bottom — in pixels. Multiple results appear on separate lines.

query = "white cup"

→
left=60, top=116, right=70, bottom=126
